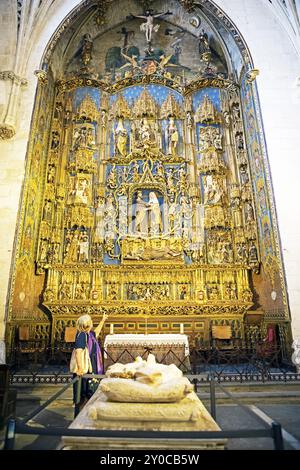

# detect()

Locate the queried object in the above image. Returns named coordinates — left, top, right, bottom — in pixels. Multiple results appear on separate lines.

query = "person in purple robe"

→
left=72, top=313, right=108, bottom=417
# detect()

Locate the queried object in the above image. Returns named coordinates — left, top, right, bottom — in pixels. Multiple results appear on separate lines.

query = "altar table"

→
left=103, top=334, right=190, bottom=371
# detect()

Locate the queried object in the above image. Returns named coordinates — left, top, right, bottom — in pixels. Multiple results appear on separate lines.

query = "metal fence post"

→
left=209, top=375, right=217, bottom=421
left=4, top=418, right=16, bottom=450
left=272, top=422, right=284, bottom=450
left=74, top=376, right=82, bottom=418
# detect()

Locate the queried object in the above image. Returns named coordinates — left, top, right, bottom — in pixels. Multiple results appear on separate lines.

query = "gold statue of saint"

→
left=115, top=119, right=128, bottom=157
left=148, top=192, right=163, bottom=235
left=166, top=117, right=179, bottom=156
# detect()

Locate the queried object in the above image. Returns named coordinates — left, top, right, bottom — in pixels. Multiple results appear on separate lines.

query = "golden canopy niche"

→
left=6, top=0, right=292, bottom=358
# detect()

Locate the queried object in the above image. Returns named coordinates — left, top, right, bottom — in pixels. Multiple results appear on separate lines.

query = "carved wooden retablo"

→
left=7, top=0, right=291, bottom=356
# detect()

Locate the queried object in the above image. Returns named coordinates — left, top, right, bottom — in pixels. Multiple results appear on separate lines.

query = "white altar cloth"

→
left=103, top=334, right=190, bottom=358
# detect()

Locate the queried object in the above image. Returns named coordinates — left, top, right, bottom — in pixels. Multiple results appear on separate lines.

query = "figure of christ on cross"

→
left=128, top=9, right=173, bottom=45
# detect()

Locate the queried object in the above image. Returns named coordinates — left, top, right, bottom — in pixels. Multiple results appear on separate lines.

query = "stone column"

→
left=0, top=339, right=5, bottom=364
left=0, top=71, right=28, bottom=139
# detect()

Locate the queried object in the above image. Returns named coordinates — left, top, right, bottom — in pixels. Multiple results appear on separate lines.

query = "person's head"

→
left=76, top=314, right=93, bottom=333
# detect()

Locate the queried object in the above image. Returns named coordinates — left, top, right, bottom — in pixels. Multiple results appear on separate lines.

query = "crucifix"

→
left=129, top=9, right=172, bottom=52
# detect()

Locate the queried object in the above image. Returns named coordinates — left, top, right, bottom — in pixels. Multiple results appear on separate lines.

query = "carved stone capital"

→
left=0, top=70, right=28, bottom=86
left=0, top=124, right=16, bottom=140
left=246, top=69, right=260, bottom=83
left=34, top=70, right=48, bottom=85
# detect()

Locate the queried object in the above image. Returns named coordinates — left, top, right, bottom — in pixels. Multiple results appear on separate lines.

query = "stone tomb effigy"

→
left=60, top=355, right=227, bottom=450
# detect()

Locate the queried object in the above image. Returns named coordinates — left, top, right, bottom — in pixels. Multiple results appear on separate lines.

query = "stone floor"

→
left=1, top=381, right=299, bottom=451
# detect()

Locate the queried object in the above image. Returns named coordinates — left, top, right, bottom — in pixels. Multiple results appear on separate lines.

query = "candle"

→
left=180, top=323, right=184, bottom=334
left=110, top=323, right=114, bottom=335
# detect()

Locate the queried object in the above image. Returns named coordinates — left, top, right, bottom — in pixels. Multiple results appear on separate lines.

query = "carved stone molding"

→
left=0, top=71, right=28, bottom=87
left=34, top=70, right=48, bottom=85
left=0, top=124, right=16, bottom=140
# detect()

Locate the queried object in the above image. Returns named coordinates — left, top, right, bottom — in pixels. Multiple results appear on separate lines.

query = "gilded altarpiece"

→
left=6, top=0, right=291, bottom=355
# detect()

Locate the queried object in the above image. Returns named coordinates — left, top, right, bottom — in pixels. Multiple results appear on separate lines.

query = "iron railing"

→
left=4, top=374, right=285, bottom=450
left=6, top=344, right=296, bottom=382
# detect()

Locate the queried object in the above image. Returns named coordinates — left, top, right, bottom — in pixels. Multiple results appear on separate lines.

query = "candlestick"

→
left=110, top=323, right=114, bottom=335
left=180, top=323, right=184, bottom=334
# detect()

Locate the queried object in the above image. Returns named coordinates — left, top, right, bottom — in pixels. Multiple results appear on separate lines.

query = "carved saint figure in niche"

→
left=59, top=282, right=72, bottom=300
left=87, top=127, right=96, bottom=147
left=156, top=161, right=165, bottom=181
left=49, top=243, right=58, bottom=263
left=75, top=283, right=86, bottom=300
left=240, top=166, right=249, bottom=185
left=181, top=194, right=192, bottom=219
left=47, top=166, right=55, bottom=184
left=148, top=192, right=163, bottom=235
left=166, top=117, right=179, bottom=156
left=39, top=241, right=48, bottom=261
left=43, top=201, right=52, bottom=222
left=204, top=176, right=223, bottom=205
left=236, top=133, right=244, bottom=150
left=73, top=127, right=88, bottom=149
left=249, top=242, right=258, bottom=263
left=231, top=196, right=243, bottom=228
left=129, top=9, right=172, bottom=45
left=244, top=202, right=254, bottom=223
left=74, top=178, right=89, bottom=205
left=134, top=191, right=148, bottom=234
left=51, top=131, right=60, bottom=150
left=114, top=119, right=128, bottom=157
left=236, top=243, right=248, bottom=263
left=139, top=118, right=152, bottom=143
left=179, top=285, right=189, bottom=300
left=64, top=231, right=79, bottom=263
left=79, top=231, right=89, bottom=262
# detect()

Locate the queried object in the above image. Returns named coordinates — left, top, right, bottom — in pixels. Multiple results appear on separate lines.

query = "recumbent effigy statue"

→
left=60, top=355, right=227, bottom=450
